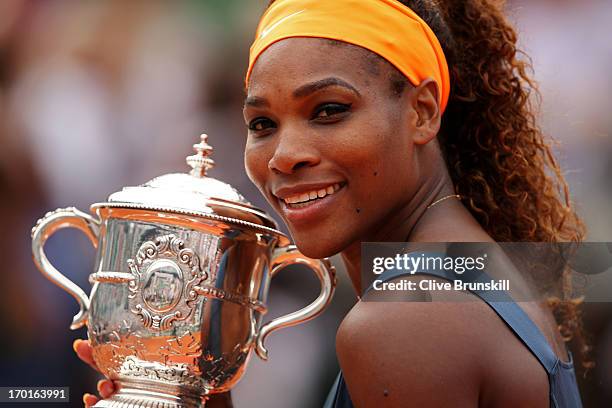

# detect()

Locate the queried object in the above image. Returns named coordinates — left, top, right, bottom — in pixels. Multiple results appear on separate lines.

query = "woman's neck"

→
left=339, top=170, right=492, bottom=297
left=339, top=164, right=452, bottom=295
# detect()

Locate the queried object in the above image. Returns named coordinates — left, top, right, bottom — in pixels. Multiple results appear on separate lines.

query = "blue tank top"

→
left=323, top=259, right=583, bottom=408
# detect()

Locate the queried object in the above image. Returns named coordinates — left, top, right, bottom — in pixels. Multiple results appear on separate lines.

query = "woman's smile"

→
left=274, top=181, right=347, bottom=224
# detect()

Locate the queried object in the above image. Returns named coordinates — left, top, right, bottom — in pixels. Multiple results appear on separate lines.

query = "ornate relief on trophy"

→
left=127, top=234, right=207, bottom=331
left=30, top=134, right=336, bottom=407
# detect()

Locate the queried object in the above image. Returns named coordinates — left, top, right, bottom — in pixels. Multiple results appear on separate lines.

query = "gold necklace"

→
left=355, top=194, right=462, bottom=301
left=426, top=194, right=462, bottom=210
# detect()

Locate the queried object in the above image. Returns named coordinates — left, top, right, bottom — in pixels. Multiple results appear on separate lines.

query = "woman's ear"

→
left=409, top=78, right=441, bottom=145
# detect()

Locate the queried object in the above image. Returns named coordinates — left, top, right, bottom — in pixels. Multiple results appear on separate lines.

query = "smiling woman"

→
left=75, top=0, right=590, bottom=407
left=241, top=0, right=588, bottom=407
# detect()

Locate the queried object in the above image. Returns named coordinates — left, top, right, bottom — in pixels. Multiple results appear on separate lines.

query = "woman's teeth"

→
left=283, top=183, right=343, bottom=206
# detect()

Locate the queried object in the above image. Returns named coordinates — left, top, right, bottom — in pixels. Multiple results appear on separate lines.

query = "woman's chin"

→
left=289, top=233, right=347, bottom=260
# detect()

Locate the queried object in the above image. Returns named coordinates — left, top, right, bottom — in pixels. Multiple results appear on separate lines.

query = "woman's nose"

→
left=268, top=134, right=320, bottom=174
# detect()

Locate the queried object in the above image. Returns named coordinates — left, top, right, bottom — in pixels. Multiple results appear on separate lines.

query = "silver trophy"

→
left=31, top=134, right=336, bottom=408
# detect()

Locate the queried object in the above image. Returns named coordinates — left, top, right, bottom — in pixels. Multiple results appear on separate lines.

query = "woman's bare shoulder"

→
left=336, top=299, right=549, bottom=407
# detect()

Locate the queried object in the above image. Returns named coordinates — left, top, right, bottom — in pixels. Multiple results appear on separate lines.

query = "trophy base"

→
left=92, top=379, right=207, bottom=408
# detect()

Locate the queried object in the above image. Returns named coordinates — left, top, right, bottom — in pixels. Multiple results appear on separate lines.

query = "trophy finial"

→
left=187, top=134, right=215, bottom=177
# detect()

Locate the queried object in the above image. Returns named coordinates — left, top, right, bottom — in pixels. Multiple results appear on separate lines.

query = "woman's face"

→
left=244, top=38, right=425, bottom=259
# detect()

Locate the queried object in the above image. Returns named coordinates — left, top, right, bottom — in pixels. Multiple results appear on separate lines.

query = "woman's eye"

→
left=248, top=117, right=276, bottom=132
left=313, top=103, right=351, bottom=120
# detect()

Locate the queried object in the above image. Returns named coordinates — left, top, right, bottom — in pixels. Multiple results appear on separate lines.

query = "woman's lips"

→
left=278, top=182, right=346, bottom=225
left=282, top=182, right=343, bottom=205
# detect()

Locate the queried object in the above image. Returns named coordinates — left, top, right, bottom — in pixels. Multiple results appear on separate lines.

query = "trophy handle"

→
left=31, top=207, right=100, bottom=330
left=255, top=245, right=336, bottom=360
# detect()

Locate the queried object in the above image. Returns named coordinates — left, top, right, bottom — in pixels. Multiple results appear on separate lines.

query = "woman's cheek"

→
left=244, top=141, right=268, bottom=190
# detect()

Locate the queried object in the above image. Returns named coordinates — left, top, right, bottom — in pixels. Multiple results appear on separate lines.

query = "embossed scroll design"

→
left=127, top=234, right=207, bottom=331
left=200, top=343, right=249, bottom=388
left=119, top=356, right=205, bottom=388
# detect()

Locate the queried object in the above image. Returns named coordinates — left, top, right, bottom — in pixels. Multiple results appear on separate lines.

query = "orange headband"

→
left=247, top=0, right=450, bottom=113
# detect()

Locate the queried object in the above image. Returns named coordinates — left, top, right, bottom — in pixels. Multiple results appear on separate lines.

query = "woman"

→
left=77, top=0, right=589, bottom=406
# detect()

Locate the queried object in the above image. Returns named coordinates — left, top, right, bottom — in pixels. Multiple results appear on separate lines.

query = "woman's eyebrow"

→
left=244, top=77, right=360, bottom=108
left=244, top=96, right=269, bottom=108
left=293, top=77, right=361, bottom=98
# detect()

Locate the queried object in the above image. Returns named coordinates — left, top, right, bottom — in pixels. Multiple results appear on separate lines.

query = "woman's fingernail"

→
left=73, top=339, right=82, bottom=353
left=104, top=381, right=114, bottom=393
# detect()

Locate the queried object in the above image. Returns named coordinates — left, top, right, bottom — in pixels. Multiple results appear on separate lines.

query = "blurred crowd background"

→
left=0, top=0, right=610, bottom=407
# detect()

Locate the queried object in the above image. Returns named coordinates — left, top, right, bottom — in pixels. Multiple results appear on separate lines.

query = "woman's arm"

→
left=336, top=301, right=482, bottom=407
left=336, top=296, right=550, bottom=407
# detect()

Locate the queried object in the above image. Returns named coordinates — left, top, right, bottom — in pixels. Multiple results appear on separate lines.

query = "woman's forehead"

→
left=247, top=37, right=386, bottom=92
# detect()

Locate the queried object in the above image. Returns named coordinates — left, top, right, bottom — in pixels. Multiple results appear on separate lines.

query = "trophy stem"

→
left=92, top=378, right=208, bottom=408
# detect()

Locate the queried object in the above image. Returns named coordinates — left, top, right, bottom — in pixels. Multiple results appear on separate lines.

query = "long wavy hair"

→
left=264, top=0, right=591, bottom=371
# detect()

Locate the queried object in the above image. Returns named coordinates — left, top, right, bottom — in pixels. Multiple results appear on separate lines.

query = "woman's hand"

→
left=73, top=338, right=234, bottom=408
left=73, top=339, right=117, bottom=407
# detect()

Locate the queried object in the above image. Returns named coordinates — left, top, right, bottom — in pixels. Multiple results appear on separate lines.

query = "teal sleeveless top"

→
left=323, top=255, right=583, bottom=408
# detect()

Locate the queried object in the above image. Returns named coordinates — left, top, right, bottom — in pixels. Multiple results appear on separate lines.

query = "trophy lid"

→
left=92, top=134, right=284, bottom=237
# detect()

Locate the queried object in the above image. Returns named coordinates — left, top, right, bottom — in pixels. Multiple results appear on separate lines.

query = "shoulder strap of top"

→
left=364, top=252, right=559, bottom=375
left=323, top=371, right=354, bottom=408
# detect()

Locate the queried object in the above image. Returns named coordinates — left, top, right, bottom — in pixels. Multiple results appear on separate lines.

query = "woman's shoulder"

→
left=335, top=297, right=549, bottom=407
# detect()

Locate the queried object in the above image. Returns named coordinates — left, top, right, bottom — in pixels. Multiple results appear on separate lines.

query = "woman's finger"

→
left=73, top=339, right=100, bottom=372
left=96, top=379, right=116, bottom=399
left=83, top=393, right=99, bottom=408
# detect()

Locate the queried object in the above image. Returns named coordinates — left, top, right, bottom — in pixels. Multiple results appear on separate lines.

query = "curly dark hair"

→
left=264, top=0, right=592, bottom=371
